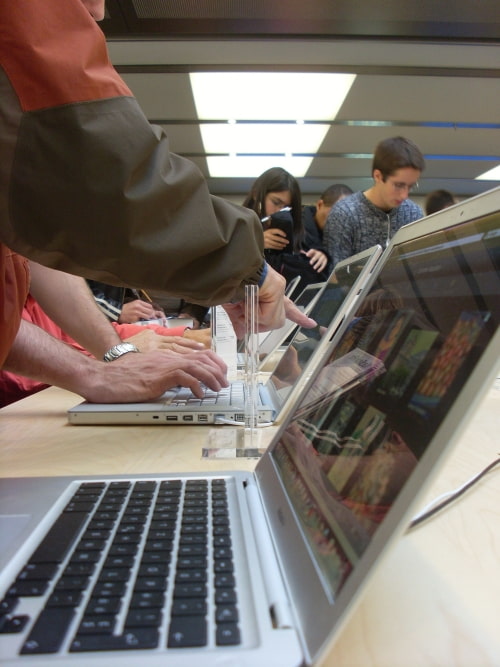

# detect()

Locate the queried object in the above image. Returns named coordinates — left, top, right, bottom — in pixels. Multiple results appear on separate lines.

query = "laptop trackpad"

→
left=0, top=514, right=32, bottom=554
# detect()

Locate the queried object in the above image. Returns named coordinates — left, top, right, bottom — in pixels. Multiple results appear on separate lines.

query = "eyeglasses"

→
left=268, top=195, right=290, bottom=209
left=386, top=179, right=419, bottom=194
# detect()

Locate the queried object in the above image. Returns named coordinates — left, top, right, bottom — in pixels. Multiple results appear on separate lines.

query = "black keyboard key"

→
left=167, top=616, right=207, bottom=648
left=78, top=616, right=115, bottom=634
left=21, top=607, right=76, bottom=654
left=213, top=546, right=232, bottom=559
left=0, top=615, right=29, bottom=634
left=179, top=533, right=206, bottom=545
left=177, top=556, right=207, bottom=569
left=7, top=580, right=49, bottom=597
left=30, top=511, right=89, bottom=564
left=70, top=550, right=102, bottom=564
left=55, top=575, right=90, bottom=591
left=216, top=605, right=239, bottom=623
left=171, top=599, right=206, bottom=616
left=214, top=573, right=235, bottom=588
left=177, top=544, right=207, bottom=557
left=144, top=539, right=173, bottom=552
left=65, top=501, right=97, bottom=513
left=216, top=622, right=241, bottom=646
left=108, top=543, right=138, bottom=557
left=125, top=608, right=162, bottom=628
left=181, top=523, right=208, bottom=535
left=175, top=570, right=206, bottom=585
left=70, top=628, right=159, bottom=652
left=140, top=551, right=171, bottom=564
left=214, top=559, right=233, bottom=573
left=97, top=568, right=130, bottom=583
left=130, top=592, right=164, bottom=609
left=46, top=591, right=82, bottom=607
left=63, top=562, right=95, bottom=576
left=85, top=596, right=122, bottom=615
left=104, top=554, right=135, bottom=568
left=133, top=577, right=168, bottom=593
left=215, top=588, right=237, bottom=605
left=15, top=563, right=58, bottom=581
left=0, top=597, right=18, bottom=615
left=137, top=562, right=169, bottom=577
left=174, top=583, right=206, bottom=599
left=91, top=581, right=127, bottom=598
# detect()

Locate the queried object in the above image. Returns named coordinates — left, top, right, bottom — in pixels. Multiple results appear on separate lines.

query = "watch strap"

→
left=103, top=342, right=140, bottom=362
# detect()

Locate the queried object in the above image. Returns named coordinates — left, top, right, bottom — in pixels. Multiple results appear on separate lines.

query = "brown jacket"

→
left=0, top=247, right=29, bottom=367
left=0, top=0, right=264, bottom=319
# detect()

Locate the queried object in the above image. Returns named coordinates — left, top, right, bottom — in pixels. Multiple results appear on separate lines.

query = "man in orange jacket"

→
left=0, top=0, right=314, bottom=402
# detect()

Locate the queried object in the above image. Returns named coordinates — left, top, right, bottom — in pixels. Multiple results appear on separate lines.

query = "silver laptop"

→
left=67, top=246, right=382, bottom=426
left=1, top=187, right=499, bottom=666
left=256, top=280, right=326, bottom=370
left=234, top=280, right=326, bottom=371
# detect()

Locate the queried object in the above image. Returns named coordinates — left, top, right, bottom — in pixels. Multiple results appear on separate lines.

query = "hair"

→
left=372, top=136, right=425, bottom=179
left=355, top=288, right=404, bottom=317
left=320, top=183, right=353, bottom=207
left=242, top=167, right=303, bottom=250
left=425, top=189, right=456, bottom=215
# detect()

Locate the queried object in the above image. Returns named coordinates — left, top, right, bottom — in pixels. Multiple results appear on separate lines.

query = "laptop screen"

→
left=270, top=210, right=499, bottom=600
left=267, top=247, right=380, bottom=403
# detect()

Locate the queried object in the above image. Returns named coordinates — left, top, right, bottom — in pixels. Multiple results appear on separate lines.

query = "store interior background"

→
left=101, top=0, right=500, bottom=208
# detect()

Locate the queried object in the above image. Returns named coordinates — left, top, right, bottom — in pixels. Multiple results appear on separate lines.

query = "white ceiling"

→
left=102, top=1, right=500, bottom=200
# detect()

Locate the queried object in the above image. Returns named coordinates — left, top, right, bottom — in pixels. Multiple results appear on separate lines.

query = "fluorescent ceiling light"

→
left=199, top=123, right=329, bottom=154
left=207, top=155, right=314, bottom=179
left=190, top=72, right=356, bottom=177
left=476, top=164, right=500, bottom=180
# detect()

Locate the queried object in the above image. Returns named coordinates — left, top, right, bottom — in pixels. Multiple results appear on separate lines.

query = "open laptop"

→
left=234, top=280, right=326, bottom=371
left=1, top=187, right=499, bottom=666
left=67, top=246, right=382, bottom=426
left=255, top=280, right=326, bottom=369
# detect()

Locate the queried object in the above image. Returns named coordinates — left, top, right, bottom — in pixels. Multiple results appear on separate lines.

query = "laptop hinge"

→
left=243, top=480, right=294, bottom=629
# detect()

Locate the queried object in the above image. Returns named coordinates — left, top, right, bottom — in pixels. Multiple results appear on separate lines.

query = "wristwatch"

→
left=103, top=342, right=140, bottom=362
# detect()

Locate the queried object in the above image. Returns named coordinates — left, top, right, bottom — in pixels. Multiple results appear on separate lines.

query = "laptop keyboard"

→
left=0, top=478, right=241, bottom=655
left=163, top=381, right=245, bottom=407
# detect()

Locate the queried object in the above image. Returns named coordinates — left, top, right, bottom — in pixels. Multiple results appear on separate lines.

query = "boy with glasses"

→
left=323, top=136, right=425, bottom=267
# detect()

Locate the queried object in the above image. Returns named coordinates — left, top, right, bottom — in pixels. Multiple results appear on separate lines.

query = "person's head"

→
left=81, top=0, right=105, bottom=21
left=242, top=167, right=303, bottom=247
left=425, top=189, right=456, bottom=216
left=370, top=136, right=425, bottom=211
left=243, top=167, right=301, bottom=217
left=314, top=183, right=353, bottom=230
left=355, top=288, right=404, bottom=317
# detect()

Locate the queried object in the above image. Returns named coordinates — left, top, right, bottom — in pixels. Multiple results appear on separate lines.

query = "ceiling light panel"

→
left=476, top=164, right=500, bottom=180
left=190, top=72, right=356, bottom=176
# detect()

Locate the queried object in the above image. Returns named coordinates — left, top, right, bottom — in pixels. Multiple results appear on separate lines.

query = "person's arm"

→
left=118, top=299, right=163, bottom=324
left=1, top=0, right=265, bottom=306
left=3, top=319, right=229, bottom=403
left=28, top=262, right=121, bottom=360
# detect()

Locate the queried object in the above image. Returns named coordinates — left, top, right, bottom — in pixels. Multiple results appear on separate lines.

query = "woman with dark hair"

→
left=243, top=167, right=329, bottom=295
left=182, top=167, right=328, bottom=324
left=242, top=167, right=303, bottom=254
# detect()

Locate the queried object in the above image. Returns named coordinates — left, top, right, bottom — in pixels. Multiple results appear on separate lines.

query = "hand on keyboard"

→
left=84, top=348, right=229, bottom=403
